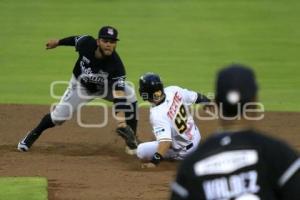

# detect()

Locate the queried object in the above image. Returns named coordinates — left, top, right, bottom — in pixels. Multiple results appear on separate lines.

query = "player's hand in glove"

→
left=116, top=125, right=138, bottom=150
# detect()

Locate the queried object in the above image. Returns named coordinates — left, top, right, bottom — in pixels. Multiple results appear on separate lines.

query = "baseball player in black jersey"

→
left=17, top=26, right=138, bottom=155
left=170, top=64, right=300, bottom=200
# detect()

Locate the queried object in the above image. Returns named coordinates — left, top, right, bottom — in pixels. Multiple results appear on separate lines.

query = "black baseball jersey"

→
left=170, top=129, right=300, bottom=200
left=59, top=35, right=126, bottom=94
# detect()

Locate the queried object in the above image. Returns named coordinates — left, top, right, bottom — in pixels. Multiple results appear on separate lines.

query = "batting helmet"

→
left=139, top=72, right=164, bottom=101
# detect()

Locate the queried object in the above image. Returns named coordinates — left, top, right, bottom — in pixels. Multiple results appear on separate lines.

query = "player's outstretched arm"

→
left=113, top=90, right=127, bottom=127
left=141, top=141, right=172, bottom=169
left=46, top=36, right=79, bottom=50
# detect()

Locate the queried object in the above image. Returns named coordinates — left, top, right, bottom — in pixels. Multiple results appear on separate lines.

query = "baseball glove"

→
left=116, top=125, right=138, bottom=149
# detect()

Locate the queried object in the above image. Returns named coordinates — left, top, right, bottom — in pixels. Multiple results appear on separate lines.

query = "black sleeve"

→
left=58, top=35, right=92, bottom=52
left=262, top=137, right=300, bottom=199
left=113, top=75, right=126, bottom=91
left=111, top=53, right=126, bottom=91
left=195, top=93, right=211, bottom=104
left=58, top=36, right=77, bottom=46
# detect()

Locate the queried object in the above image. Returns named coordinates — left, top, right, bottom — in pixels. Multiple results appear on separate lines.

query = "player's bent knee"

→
left=50, top=102, right=73, bottom=122
left=52, top=120, right=66, bottom=126
left=137, top=141, right=159, bottom=160
left=50, top=112, right=68, bottom=126
left=137, top=144, right=146, bottom=160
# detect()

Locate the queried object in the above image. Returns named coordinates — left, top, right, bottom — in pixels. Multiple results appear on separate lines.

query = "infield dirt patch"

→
left=0, top=104, right=299, bottom=200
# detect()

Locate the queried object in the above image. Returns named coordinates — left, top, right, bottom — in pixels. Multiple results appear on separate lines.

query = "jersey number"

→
left=175, top=105, right=188, bottom=134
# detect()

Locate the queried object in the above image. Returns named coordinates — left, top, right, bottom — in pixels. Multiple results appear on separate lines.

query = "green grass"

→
left=0, top=177, right=47, bottom=200
left=0, top=0, right=299, bottom=111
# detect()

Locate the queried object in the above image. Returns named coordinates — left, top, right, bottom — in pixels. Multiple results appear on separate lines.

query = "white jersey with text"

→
left=136, top=86, right=201, bottom=160
left=150, top=86, right=198, bottom=150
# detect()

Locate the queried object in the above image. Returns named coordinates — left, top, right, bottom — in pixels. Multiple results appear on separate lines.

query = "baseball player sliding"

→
left=137, top=72, right=212, bottom=168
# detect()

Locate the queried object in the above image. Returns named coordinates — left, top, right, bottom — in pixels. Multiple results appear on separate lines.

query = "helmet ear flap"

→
left=138, top=78, right=148, bottom=100
left=139, top=89, right=150, bottom=101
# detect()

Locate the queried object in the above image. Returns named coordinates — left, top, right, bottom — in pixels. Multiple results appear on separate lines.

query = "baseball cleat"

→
left=17, top=140, right=29, bottom=152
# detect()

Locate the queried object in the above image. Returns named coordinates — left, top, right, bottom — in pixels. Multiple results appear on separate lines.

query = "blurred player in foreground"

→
left=137, top=72, right=212, bottom=168
left=170, top=64, right=300, bottom=200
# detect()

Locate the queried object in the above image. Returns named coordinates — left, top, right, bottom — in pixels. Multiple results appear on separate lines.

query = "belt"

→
left=186, top=143, right=193, bottom=150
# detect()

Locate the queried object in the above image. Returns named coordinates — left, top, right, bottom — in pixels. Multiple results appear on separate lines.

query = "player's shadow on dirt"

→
left=34, top=143, right=178, bottom=171
left=33, top=142, right=125, bottom=157
left=1, top=143, right=179, bottom=171
left=0, top=143, right=122, bottom=157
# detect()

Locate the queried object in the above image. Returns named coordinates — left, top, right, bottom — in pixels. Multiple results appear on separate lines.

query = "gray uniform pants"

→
left=51, top=75, right=137, bottom=124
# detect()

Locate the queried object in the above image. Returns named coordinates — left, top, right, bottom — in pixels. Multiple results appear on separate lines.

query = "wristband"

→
left=195, top=93, right=211, bottom=104
left=151, top=152, right=163, bottom=165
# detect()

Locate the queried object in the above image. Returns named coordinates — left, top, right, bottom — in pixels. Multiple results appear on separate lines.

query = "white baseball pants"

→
left=137, top=128, right=201, bottom=161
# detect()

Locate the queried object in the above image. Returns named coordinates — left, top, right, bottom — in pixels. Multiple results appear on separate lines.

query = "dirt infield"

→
left=0, top=104, right=299, bottom=200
